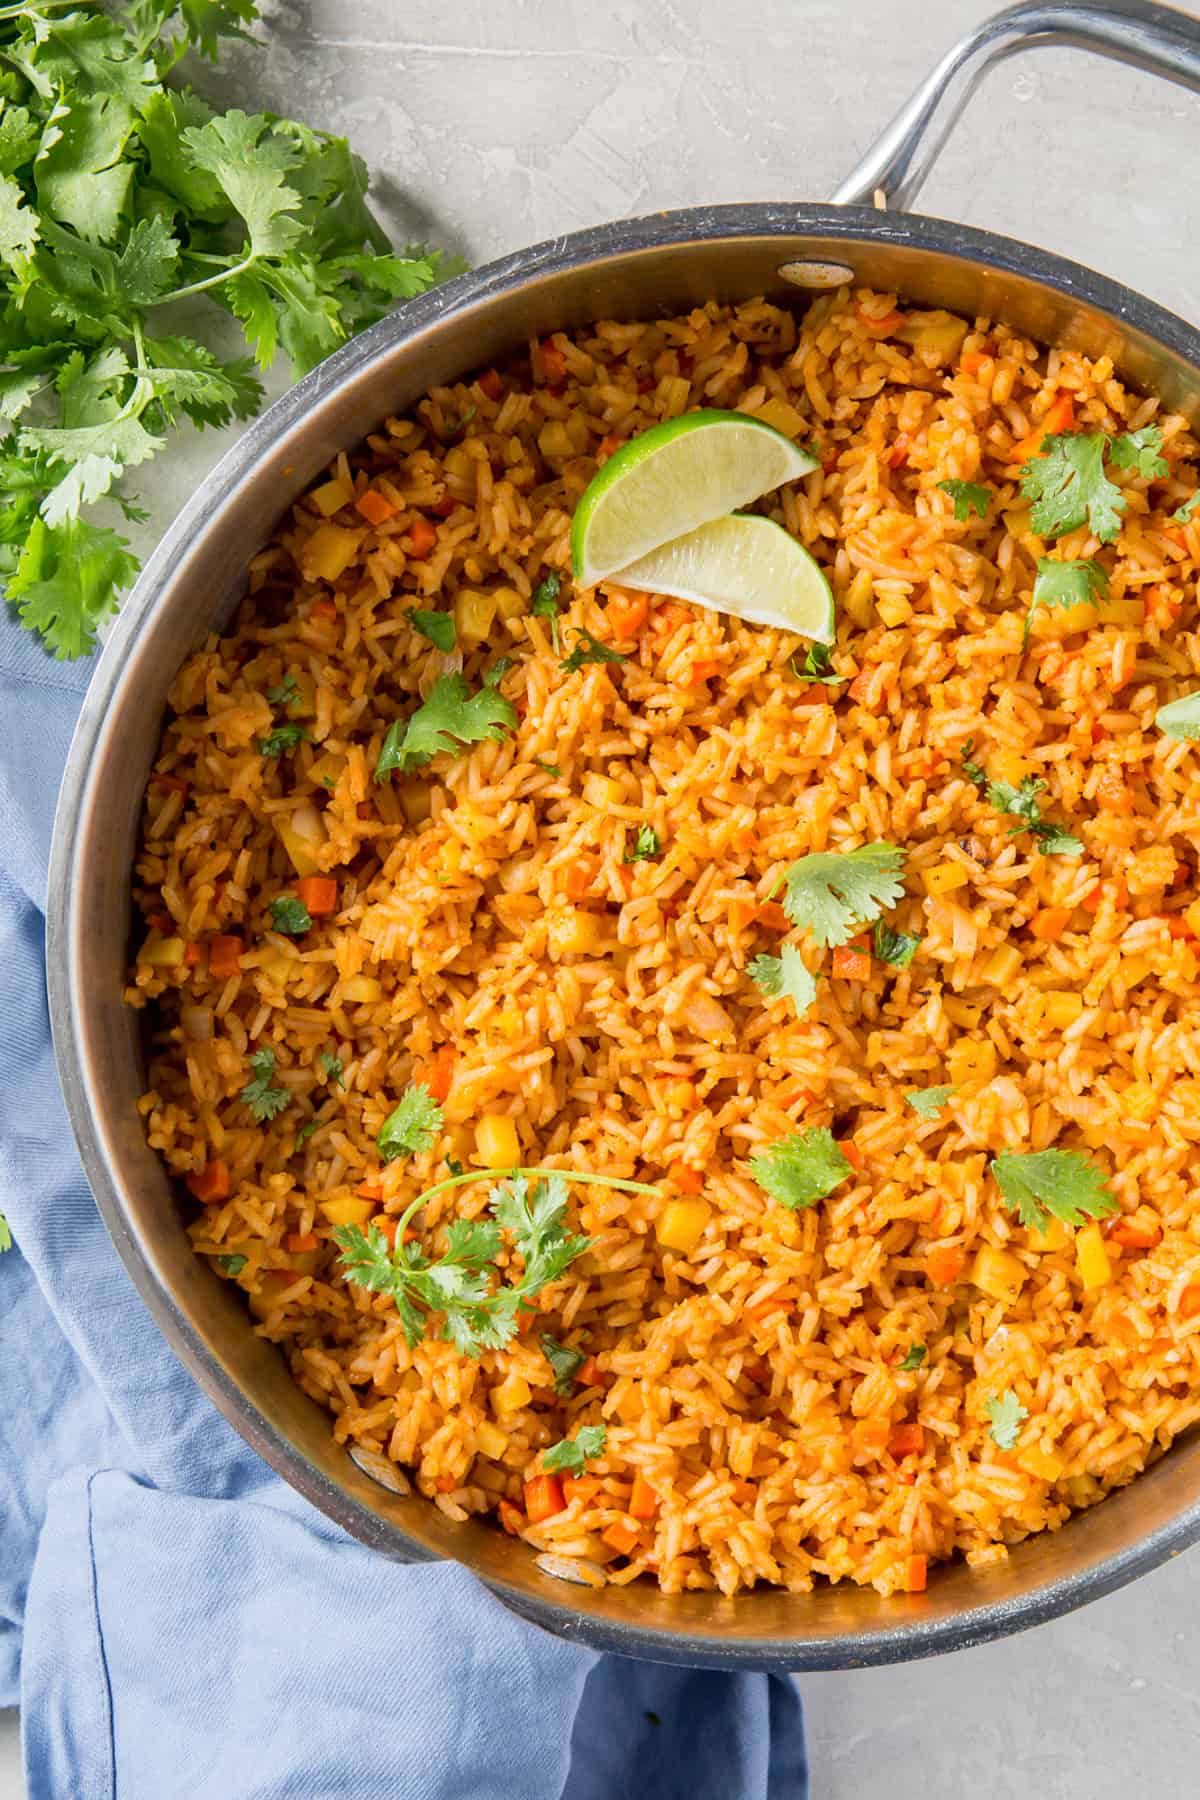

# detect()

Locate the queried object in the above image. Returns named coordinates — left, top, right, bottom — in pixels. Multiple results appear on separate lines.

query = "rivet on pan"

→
left=348, top=1444, right=413, bottom=1496
left=777, top=260, right=855, bottom=291
left=534, top=1552, right=609, bottom=1589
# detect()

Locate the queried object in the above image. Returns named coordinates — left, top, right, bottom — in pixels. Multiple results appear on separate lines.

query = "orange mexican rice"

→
left=129, top=289, right=1200, bottom=1599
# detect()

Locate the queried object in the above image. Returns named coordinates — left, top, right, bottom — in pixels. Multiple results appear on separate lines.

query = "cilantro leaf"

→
left=991, top=1148, right=1118, bottom=1232
left=904, top=1085, right=956, bottom=1119
left=490, top=1175, right=591, bottom=1294
left=294, top=1120, right=318, bottom=1146
left=781, top=843, right=906, bottom=947
left=375, top=674, right=516, bottom=779
left=535, top=760, right=560, bottom=777
left=543, top=1425, right=607, bottom=1476
left=961, top=740, right=987, bottom=789
left=541, top=1334, right=587, bottom=1396
left=748, top=944, right=818, bottom=1019
left=561, top=628, right=628, bottom=674
left=1110, top=425, right=1168, bottom=479
left=214, top=1251, right=247, bottom=1275
left=267, top=672, right=299, bottom=704
left=749, top=1126, right=853, bottom=1211
left=1155, top=691, right=1200, bottom=741
left=319, top=1051, right=344, bottom=1087
left=1173, top=493, right=1199, bottom=525
left=530, top=571, right=562, bottom=649
left=377, top=1084, right=442, bottom=1162
left=624, top=825, right=661, bottom=863
left=7, top=516, right=138, bottom=658
left=873, top=921, right=920, bottom=967
left=240, top=1047, right=289, bottom=1121
left=1025, top=557, right=1108, bottom=645
left=792, top=641, right=844, bottom=685
left=985, top=1390, right=1028, bottom=1451
left=269, top=895, right=311, bottom=935
left=259, top=724, right=308, bottom=758
left=899, top=1344, right=926, bottom=1371
left=407, top=608, right=456, bottom=651
left=938, top=478, right=990, bottom=522
left=984, top=776, right=1083, bottom=858
left=1019, top=432, right=1125, bottom=543
left=180, top=110, right=305, bottom=260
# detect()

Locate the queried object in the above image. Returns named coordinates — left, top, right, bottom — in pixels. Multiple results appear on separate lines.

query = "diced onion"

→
left=181, top=1004, right=213, bottom=1042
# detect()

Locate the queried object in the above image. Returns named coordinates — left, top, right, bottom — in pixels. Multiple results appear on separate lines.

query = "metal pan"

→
left=46, top=0, right=1200, bottom=1670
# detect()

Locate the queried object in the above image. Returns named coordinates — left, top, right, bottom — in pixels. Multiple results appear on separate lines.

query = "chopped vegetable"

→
left=208, top=934, right=243, bottom=980
left=925, top=1246, right=965, bottom=1286
left=296, top=876, right=338, bottom=917
left=240, top=1048, right=289, bottom=1121
left=530, top=572, right=563, bottom=649
left=561, top=628, right=629, bottom=673
left=267, top=673, right=299, bottom=704
left=961, top=740, right=987, bottom=788
left=319, top=1050, right=344, bottom=1087
left=476, top=1113, right=521, bottom=1169
left=624, top=826, right=661, bottom=863
left=1019, top=432, right=1125, bottom=542
left=938, top=479, right=990, bottom=522
left=407, top=608, right=456, bottom=651
left=1155, top=691, right=1200, bottom=741
left=259, top=724, right=309, bottom=758
left=872, top=921, right=920, bottom=967
left=375, top=673, right=517, bottom=778
left=215, top=1252, right=246, bottom=1276
left=1173, top=493, right=1199, bottom=524
left=831, top=939, right=871, bottom=981
left=377, top=1083, right=442, bottom=1162
left=656, top=1198, right=711, bottom=1254
left=269, top=895, right=312, bottom=935
left=991, top=1148, right=1118, bottom=1233
left=1110, top=424, right=1169, bottom=478
left=904, top=1086, right=956, bottom=1119
left=792, top=642, right=844, bottom=686
left=536, top=759, right=560, bottom=776
left=748, top=944, right=818, bottom=1018
left=984, top=776, right=1083, bottom=857
left=543, top=1424, right=608, bottom=1476
left=1075, top=1221, right=1113, bottom=1290
left=899, top=1344, right=927, bottom=1371
left=749, top=1126, right=853, bottom=1211
left=541, top=1334, right=587, bottom=1396
left=985, top=1389, right=1028, bottom=1450
left=780, top=843, right=906, bottom=947
left=1025, top=557, right=1109, bottom=644
left=523, top=1473, right=565, bottom=1523
left=294, top=1120, right=318, bottom=1146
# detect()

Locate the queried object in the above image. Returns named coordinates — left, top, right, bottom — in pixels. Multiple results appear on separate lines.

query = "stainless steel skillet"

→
left=46, top=1, right=1200, bottom=1669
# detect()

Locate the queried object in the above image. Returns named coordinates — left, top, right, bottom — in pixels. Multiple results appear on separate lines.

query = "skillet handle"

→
left=833, top=0, right=1200, bottom=209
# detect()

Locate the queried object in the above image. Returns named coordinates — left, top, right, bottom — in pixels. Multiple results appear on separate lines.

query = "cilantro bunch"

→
left=0, top=1, right=456, bottom=657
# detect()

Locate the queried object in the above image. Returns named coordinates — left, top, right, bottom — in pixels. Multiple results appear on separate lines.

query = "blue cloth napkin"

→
left=0, top=612, right=808, bottom=1800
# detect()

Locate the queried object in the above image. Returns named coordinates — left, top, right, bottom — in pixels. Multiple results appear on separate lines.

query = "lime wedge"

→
left=610, top=514, right=835, bottom=642
left=571, top=409, right=818, bottom=588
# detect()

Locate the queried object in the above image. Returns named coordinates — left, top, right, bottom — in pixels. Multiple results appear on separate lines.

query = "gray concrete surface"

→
left=5, top=0, right=1199, bottom=1794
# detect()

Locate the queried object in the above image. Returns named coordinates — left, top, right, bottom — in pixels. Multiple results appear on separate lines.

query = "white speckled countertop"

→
left=4, top=2, right=1200, bottom=1793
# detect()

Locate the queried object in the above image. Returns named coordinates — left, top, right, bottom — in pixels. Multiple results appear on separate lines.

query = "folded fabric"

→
left=0, top=611, right=807, bottom=1799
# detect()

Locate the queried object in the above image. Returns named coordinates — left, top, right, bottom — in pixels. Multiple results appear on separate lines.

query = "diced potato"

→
left=258, top=954, right=294, bottom=987
left=342, top=975, right=382, bottom=1003
left=493, top=586, right=526, bottom=622
left=476, top=1113, right=520, bottom=1169
left=1120, top=956, right=1153, bottom=989
left=307, top=751, right=346, bottom=791
left=924, top=862, right=969, bottom=895
left=970, top=1244, right=1028, bottom=1305
left=876, top=596, right=912, bottom=628
left=1028, top=599, right=1099, bottom=639
left=397, top=779, right=432, bottom=826
left=981, top=945, right=1023, bottom=987
left=493, top=1372, right=532, bottom=1414
left=582, top=773, right=622, bottom=809
left=1017, top=1444, right=1065, bottom=1482
left=947, top=1037, right=997, bottom=1087
left=842, top=568, right=874, bottom=628
left=320, top=1197, right=375, bottom=1227
left=1028, top=1216, right=1069, bottom=1253
left=276, top=802, right=327, bottom=877
left=548, top=908, right=604, bottom=957
left=312, top=475, right=355, bottom=517
left=656, top=1199, right=711, bottom=1255
left=1043, top=991, right=1083, bottom=1029
left=475, top=1420, right=509, bottom=1461
left=304, top=523, right=361, bottom=583
left=1120, top=1082, right=1158, bottom=1121
left=455, top=588, right=497, bottom=644
left=990, top=750, right=1030, bottom=787
left=897, top=311, right=969, bottom=361
left=538, top=420, right=574, bottom=460
left=142, top=934, right=185, bottom=968
left=751, top=396, right=807, bottom=439
left=1076, top=1222, right=1112, bottom=1289
left=943, top=998, right=982, bottom=1028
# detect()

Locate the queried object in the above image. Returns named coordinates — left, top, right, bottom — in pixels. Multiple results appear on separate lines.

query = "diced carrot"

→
left=354, top=488, right=396, bottom=526
left=516, top=1307, right=535, bottom=1336
left=498, top=1499, right=524, bottom=1535
left=1179, top=1285, right=1200, bottom=1321
left=905, top=1554, right=928, bottom=1593
left=629, top=1473, right=660, bottom=1519
left=896, top=1469, right=916, bottom=1486
left=286, top=1231, right=319, bottom=1253
left=841, top=1141, right=865, bottom=1171
left=1146, top=585, right=1184, bottom=627
left=187, top=1159, right=230, bottom=1204
left=564, top=857, right=598, bottom=902
left=855, top=304, right=904, bottom=336
left=1162, top=915, right=1194, bottom=940
left=754, top=901, right=791, bottom=932
left=926, top=1246, right=965, bottom=1285
left=688, top=657, right=722, bottom=685
left=597, top=434, right=625, bottom=461
left=668, top=1161, right=703, bottom=1195
left=730, top=901, right=756, bottom=930
left=431, top=494, right=458, bottom=518
left=296, top=875, right=338, bottom=917
left=886, top=434, right=909, bottom=470
left=539, top=340, right=568, bottom=383
left=208, top=935, right=243, bottom=980
left=183, top=941, right=205, bottom=968
left=577, top=1356, right=603, bottom=1388
left=407, top=517, right=437, bottom=559
left=855, top=1420, right=890, bottom=1452
left=147, top=911, right=172, bottom=933
left=151, top=773, right=188, bottom=796
left=1082, top=877, right=1128, bottom=913
left=310, top=598, right=338, bottom=620
left=831, top=942, right=871, bottom=982
left=561, top=1476, right=600, bottom=1506
left=1012, top=392, right=1075, bottom=461
left=1096, top=770, right=1135, bottom=815
left=523, top=1473, right=565, bottom=1523
left=601, top=1518, right=641, bottom=1557
left=1163, top=527, right=1188, bottom=551
left=425, top=1044, right=457, bottom=1104
left=1030, top=907, right=1072, bottom=941
left=888, top=1423, right=926, bottom=1457
left=477, top=368, right=504, bottom=401
left=1110, top=1218, right=1162, bottom=1250
left=356, top=1181, right=383, bottom=1201
left=777, top=1083, right=814, bottom=1110
left=374, top=1216, right=398, bottom=1248
left=848, top=665, right=889, bottom=710
left=607, top=592, right=648, bottom=638
left=960, top=350, right=990, bottom=376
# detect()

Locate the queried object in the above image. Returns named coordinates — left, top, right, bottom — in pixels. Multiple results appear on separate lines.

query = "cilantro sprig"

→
left=377, top=1083, right=442, bottom=1162
left=780, top=844, right=906, bottom=948
left=983, top=776, right=1083, bottom=858
left=624, top=826, right=661, bottom=863
left=375, top=673, right=517, bottom=778
left=531, top=571, right=563, bottom=650
left=0, top=2, right=456, bottom=658
left=240, top=1046, right=289, bottom=1121
left=1019, top=425, right=1166, bottom=545
left=792, top=642, right=844, bottom=686
left=543, top=1425, right=607, bottom=1476
left=748, top=944, right=818, bottom=1019
left=938, top=479, right=990, bottom=522
left=1024, top=557, right=1108, bottom=645
left=990, top=1148, right=1118, bottom=1233
left=750, top=1126, right=853, bottom=1211
left=985, top=1390, right=1028, bottom=1451
left=407, top=608, right=456, bottom=652
left=561, top=628, right=628, bottom=674
left=541, top=1334, right=587, bottom=1396
left=873, top=921, right=920, bottom=967
left=269, top=894, right=312, bottom=934
left=899, top=1344, right=927, bottom=1371
left=904, top=1086, right=956, bottom=1119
